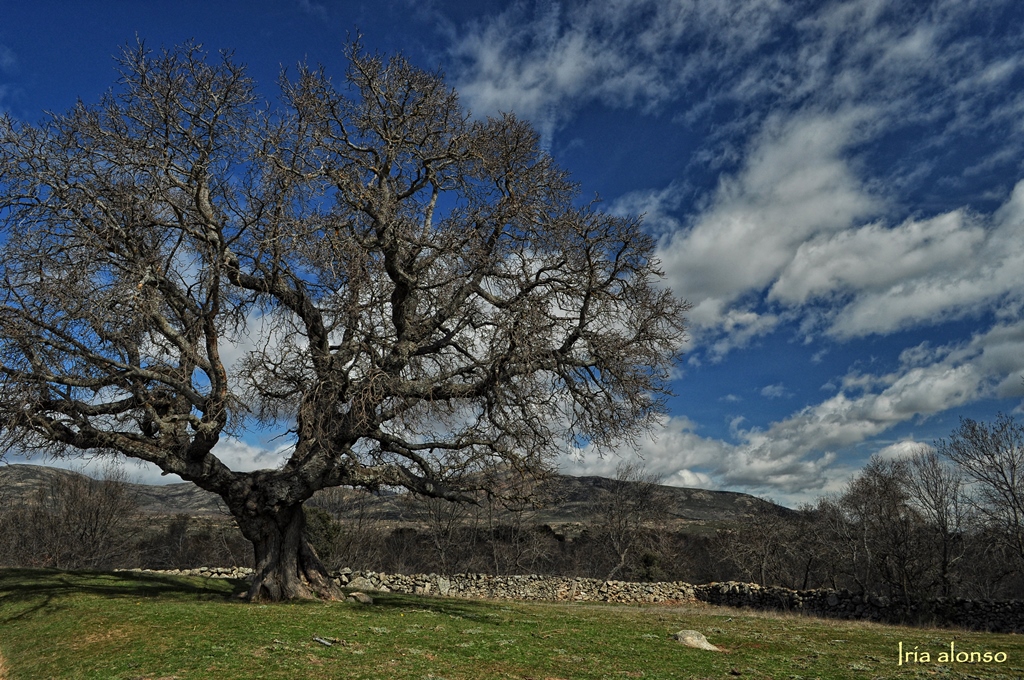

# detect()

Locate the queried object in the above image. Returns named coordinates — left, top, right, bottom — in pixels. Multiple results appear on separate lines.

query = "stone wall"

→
left=689, top=581, right=1024, bottom=634
left=124, top=567, right=1024, bottom=634
left=343, top=570, right=698, bottom=605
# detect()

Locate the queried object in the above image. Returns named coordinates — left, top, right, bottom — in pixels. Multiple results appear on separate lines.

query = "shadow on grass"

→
left=365, top=590, right=536, bottom=624
left=0, top=568, right=542, bottom=627
left=0, top=568, right=247, bottom=623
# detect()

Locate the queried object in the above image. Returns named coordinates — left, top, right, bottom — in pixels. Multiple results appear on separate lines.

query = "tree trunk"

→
left=233, top=500, right=342, bottom=602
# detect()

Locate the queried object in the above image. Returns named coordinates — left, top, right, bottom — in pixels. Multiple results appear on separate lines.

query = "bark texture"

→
left=236, top=502, right=340, bottom=602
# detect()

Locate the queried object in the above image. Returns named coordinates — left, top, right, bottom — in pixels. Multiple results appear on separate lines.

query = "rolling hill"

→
left=0, top=463, right=789, bottom=529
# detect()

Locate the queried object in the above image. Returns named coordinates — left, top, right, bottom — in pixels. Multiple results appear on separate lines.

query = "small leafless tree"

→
left=590, top=462, right=667, bottom=580
left=904, top=447, right=969, bottom=597
left=479, top=465, right=550, bottom=576
left=937, top=414, right=1024, bottom=571
left=852, top=457, right=932, bottom=602
left=404, top=487, right=479, bottom=575
left=140, top=513, right=252, bottom=569
left=795, top=496, right=848, bottom=590
left=306, top=486, right=388, bottom=570
left=717, top=502, right=810, bottom=589
left=0, top=41, right=688, bottom=600
left=805, top=457, right=930, bottom=603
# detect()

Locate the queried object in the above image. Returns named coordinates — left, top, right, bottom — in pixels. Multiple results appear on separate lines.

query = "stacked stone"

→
left=691, top=582, right=898, bottom=621
left=339, top=571, right=696, bottom=604
left=117, top=566, right=1024, bottom=632
left=926, top=597, right=1024, bottom=633
left=116, top=566, right=254, bottom=580
left=687, top=582, right=1024, bottom=633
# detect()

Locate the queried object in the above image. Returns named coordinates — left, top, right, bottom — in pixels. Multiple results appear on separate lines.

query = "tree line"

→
left=718, top=414, right=1024, bottom=604
left=3, top=414, right=1022, bottom=609
left=0, top=460, right=716, bottom=584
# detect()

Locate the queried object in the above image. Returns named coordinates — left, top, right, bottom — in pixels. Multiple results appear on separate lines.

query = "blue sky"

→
left=3, top=0, right=1024, bottom=505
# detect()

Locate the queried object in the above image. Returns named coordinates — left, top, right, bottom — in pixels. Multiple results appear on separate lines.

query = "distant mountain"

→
left=0, top=464, right=228, bottom=516
left=0, top=464, right=789, bottom=529
left=534, top=474, right=789, bottom=524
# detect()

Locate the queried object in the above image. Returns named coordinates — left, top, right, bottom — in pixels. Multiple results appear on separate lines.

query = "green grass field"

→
left=1, top=568, right=1021, bottom=679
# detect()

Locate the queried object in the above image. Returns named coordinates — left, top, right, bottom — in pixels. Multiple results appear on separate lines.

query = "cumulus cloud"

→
left=656, top=108, right=880, bottom=341
left=769, top=211, right=985, bottom=307
left=699, top=309, right=781, bottom=362
left=6, top=436, right=291, bottom=486
left=736, top=320, right=1024, bottom=473
left=558, top=415, right=730, bottom=478
left=802, top=183, right=1024, bottom=339
left=663, top=468, right=714, bottom=488
left=558, top=414, right=837, bottom=498
left=760, top=383, right=790, bottom=399
left=116, top=438, right=291, bottom=484
left=561, top=319, right=1024, bottom=501
left=657, top=129, right=1023, bottom=352
left=454, top=0, right=1024, bottom=351
left=876, top=440, right=933, bottom=460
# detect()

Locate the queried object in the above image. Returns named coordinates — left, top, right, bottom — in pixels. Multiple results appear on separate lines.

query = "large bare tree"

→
left=0, top=42, right=688, bottom=600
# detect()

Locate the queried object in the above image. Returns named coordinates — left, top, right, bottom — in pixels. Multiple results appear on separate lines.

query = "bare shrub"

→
left=716, top=502, right=815, bottom=589
left=306, top=487, right=390, bottom=571
left=138, top=513, right=252, bottom=569
left=0, top=463, right=141, bottom=569
left=584, top=462, right=669, bottom=581
left=403, top=491, right=481, bottom=575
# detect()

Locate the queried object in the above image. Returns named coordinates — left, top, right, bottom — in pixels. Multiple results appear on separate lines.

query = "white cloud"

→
left=760, top=383, right=790, bottom=399
left=0, top=46, right=15, bottom=75
left=454, top=0, right=1024, bottom=347
left=774, top=180, right=1024, bottom=339
left=656, top=130, right=1024, bottom=352
left=663, top=468, right=714, bottom=488
left=733, top=319, right=1024, bottom=474
left=655, top=108, right=880, bottom=352
left=452, top=0, right=1023, bottom=159
left=459, top=0, right=1024, bottom=502
left=558, top=414, right=837, bottom=498
left=876, top=439, right=933, bottom=460
left=609, top=183, right=685, bottom=237
left=701, top=308, right=781, bottom=361
left=451, top=0, right=788, bottom=142
left=6, top=435, right=290, bottom=486
left=558, top=415, right=731, bottom=479
left=769, top=211, right=985, bottom=306
left=562, top=319, right=1024, bottom=501
left=123, top=437, right=291, bottom=484
left=662, top=109, right=879, bottom=303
